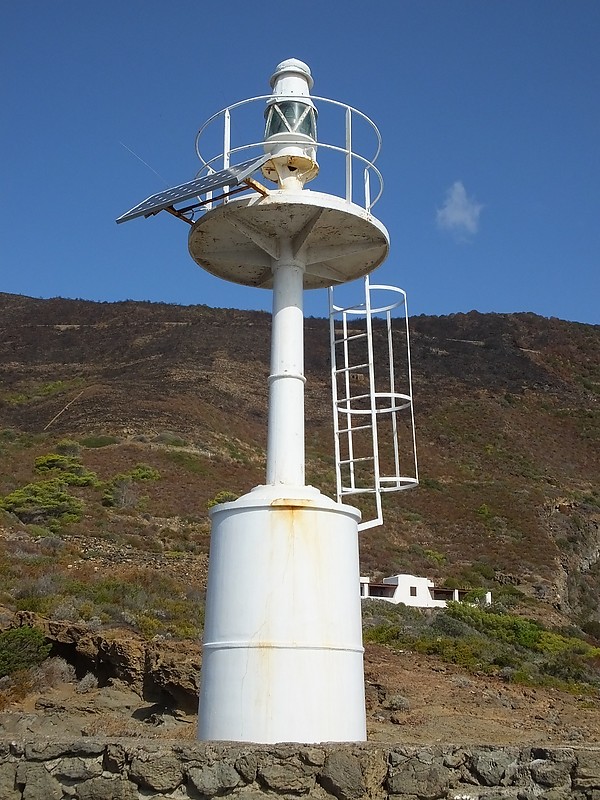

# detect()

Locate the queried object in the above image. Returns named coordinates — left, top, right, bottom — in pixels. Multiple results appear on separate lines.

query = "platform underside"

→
left=188, top=190, right=390, bottom=289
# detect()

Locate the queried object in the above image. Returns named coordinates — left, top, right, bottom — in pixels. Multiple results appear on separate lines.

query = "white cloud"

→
left=436, top=181, right=483, bottom=238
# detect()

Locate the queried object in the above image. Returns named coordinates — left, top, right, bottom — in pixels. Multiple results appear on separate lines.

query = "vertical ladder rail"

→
left=363, top=275, right=383, bottom=528
left=345, top=106, right=352, bottom=204
left=329, top=288, right=344, bottom=499
left=387, top=299, right=401, bottom=489
left=341, top=310, right=357, bottom=491
left=222, top=108, right=231, bottom=202
left=404, top=294, right=420, bottom=485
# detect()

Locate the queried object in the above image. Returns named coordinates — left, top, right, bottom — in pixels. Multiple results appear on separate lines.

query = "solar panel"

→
left=116, top=154, right=270, bottom=224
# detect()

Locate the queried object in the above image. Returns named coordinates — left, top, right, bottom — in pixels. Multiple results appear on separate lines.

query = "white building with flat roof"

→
left=360, top=574, right=492, bottom=608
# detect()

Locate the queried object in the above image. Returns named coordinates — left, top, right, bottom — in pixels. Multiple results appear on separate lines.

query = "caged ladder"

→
left=329, top=275, right=419, bottom=530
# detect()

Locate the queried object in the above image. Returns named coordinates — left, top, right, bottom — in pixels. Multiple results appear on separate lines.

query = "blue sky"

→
left=1, top=1, right=599, bottom=324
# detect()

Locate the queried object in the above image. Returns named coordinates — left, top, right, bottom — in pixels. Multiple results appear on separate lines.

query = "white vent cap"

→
left=269, top=58, right=314, bottom=94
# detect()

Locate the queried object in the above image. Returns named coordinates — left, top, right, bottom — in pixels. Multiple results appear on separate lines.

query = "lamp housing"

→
left=262, top=58, right=319, bottom=189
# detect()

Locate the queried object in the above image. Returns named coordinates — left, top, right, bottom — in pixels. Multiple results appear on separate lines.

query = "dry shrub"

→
left=0, top=669, right=34, bottom=710
left=77, top=672, right=98, bottom=694
left=32, top=656, right=75, bottom=689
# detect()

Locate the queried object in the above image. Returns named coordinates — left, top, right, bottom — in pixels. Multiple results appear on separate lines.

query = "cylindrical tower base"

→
left=198, top=484, right=365, bottom=743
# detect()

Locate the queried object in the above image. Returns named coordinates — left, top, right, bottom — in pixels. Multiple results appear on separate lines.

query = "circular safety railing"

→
left=194, top=95, right=384, bottom=213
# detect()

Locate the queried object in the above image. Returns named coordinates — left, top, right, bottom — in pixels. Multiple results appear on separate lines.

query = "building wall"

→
left=361, top=574, right=491, bottom=608
left=382, top=574, right=447, bottom=608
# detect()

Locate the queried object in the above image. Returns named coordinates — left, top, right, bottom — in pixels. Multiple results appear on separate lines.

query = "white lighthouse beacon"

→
left=117, top=58, right=418, bottom=744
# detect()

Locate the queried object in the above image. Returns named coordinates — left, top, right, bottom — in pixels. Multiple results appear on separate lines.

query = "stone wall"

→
left=1, top=739, right=600, bottom=799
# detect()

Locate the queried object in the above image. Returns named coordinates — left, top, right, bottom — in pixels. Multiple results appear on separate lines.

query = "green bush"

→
left=363, top=624, right=402, bottom=645
left=447, top=602, right=544, bottom=648
left=35, top=453, right=76, bottom=472
left=34, top=453, right=99, bottom=487
left=0, top=480, right=83, bottom=531
left=207, top=490, right=239, bottom=509
left=420, top=476, right=443, bottom=491
left=129, top=464, right=160, bottom=481
left=582, top=620, right=600, bottom=641
left=412, top=636, right=493, bottom=671
left=362, top=599, right=600, bottom=690
left=79, top=435, right=120, bottom=448
left=102, top=464, right=160, bottom=508
left=59, top=570, right=204, bottom=640
left=55, top=439, right=81, bottom=456
left=424, top=549, right=446, bottom=565
left=462, top=588, right=489, bottom=604
left=167, top=451, right=208, bottom=474
left=153, top=431, right=187, bottom=447
left=0, top=627, right=51, bottom=677
left=472, top=561, right=496, bottom=580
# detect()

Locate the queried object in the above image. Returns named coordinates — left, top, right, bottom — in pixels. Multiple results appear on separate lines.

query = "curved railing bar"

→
left=195, top=94, right=382, bottom=164
left=193, top=95, right=385, bottom=210
left=335, top=393, right=413, bottom=415
left=195, top=139, right=385, bottom=210
left=331, top=285, right=406, bottom=316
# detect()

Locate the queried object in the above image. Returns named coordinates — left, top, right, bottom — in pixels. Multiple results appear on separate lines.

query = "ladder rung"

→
left=337, top=424, right=372, bottom=434
left=339, top=456, right=375, bottom=464
left=334, top=332, right=368, bottom=343
left=334, top=363, right=369, bottom=374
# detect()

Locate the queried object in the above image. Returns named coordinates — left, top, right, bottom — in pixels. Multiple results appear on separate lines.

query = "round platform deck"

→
left=188, top=189, right=389, bottom=290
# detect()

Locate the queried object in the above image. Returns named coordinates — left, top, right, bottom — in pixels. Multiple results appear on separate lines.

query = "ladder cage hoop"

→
left=329, top=277, right=418, bottom=531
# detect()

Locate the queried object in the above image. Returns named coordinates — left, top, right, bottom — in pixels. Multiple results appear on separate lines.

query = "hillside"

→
left=0, top=292, right=599, bottom=740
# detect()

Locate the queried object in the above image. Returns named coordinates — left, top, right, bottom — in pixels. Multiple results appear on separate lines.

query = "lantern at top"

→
left=262, top=58, right=319, bottom=189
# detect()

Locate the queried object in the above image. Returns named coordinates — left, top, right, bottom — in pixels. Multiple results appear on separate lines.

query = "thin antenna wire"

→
left=119, top=141, right=169, bottom=186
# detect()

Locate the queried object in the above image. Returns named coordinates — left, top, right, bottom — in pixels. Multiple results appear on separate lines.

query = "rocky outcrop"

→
left=1, top=739, right=600, bottom=799
left=6, top=612, right=200, bottom=711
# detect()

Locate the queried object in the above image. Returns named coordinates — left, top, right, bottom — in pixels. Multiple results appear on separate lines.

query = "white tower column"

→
left=267, top=240, right=306, bottom=486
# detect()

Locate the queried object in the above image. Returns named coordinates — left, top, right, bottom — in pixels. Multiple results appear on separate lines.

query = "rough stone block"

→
left=53, top=756, right=103, bottom=782
left=318, top=751, right=366, bottom=800
left=258, top=759, right=314, bottom=794
left=103, top=743, right=126, bottom=773
left=444, top=749, right=469, bottom=769
left=300, top=746, right=326, bottom=767
left=387, top=757, right=449, bottom=799
left=76, top=775, right=139, bottom=800
left=529, top=758, right=572, bottom=788
left=68, top=739, right=106, bottom=757
left=9, top=741, right=24, bottom=757
left=538, top=789, right=574, bottom=800
left=235, top=751, right=259, bottom=782
left=0, top=762, right=20, bottom=800
left=24, top=741, right=71, bottom=761
left=16, top=762, right=63, bottom=800
left=188, top=762, right=241, bottom=795
left=574, top=750, right=600, bottom=789
left=471, top=750, right=516, bottom=786
left=129, top=753, right=184, bottom=792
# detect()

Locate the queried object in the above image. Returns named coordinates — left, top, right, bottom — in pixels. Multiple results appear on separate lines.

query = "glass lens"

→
left=265, top=102, right=317, bottom=139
